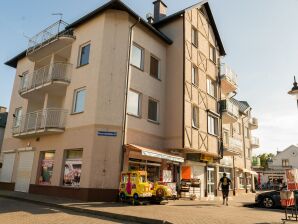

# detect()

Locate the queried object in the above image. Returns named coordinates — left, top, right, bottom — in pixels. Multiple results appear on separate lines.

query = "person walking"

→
left=218, top=173, right=232, bottom=206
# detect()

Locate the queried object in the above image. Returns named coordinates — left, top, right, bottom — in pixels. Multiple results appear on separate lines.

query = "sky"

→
left=0, top=0, right=297, bottom=155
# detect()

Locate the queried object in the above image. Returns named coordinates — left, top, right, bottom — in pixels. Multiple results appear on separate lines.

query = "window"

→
left=245, top=127, right=250, bottom=138
left=192, top=105, right=199, bottom=128
left=78, top=43, right=90, bottom=66
left=282, top=159, right=289, bottom=167
left=238, top=122, right=242, bottom=135
left=208, top=115, right=218, bottom=135
left=13, top=107, right=22, bottom=127
left=38, top=152, right=55, bottom=185
left=20, top=71, right=29, bottom=90
left=73, top=88, right=86, bottom=114
left=63, top=149, right=83, bottom=187
left=131, top=44, right=144, bottom=70
left=148, top=99, right=159, bottom=122
left=209, top=45, right=216, bottom=63
left=239, top=174, right=245, bottom=189
left=127, top=90, right=141, bottom=117
left=150, top=56, right=160, bottom=79
left=191, top=65, right=198, bottom=86
left=223, top=131, right=229, bottom=146
left=207, top=78, right=217, bottom=98
left=191, top=27, right=198, bottom=47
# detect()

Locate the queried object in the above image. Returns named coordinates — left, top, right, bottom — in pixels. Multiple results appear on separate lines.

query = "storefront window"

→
left=239, top=173, right=245, bottom=189
left=129, top=159, right=161, bottom=182
left=38, top=152, right=55, bottom=185
left=63, top=149, right=83, bottom=187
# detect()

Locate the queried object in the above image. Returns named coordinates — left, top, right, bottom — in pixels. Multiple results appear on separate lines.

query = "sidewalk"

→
left=0, top=190, right=285, bottom=224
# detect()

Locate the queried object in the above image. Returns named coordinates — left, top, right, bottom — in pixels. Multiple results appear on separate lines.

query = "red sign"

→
left=286, top=169, right=298, bottom=190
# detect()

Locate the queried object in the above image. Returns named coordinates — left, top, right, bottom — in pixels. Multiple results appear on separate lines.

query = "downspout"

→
left=120, top=17, right=141, bottom=173
left=241, top=115, right=247, bottom=193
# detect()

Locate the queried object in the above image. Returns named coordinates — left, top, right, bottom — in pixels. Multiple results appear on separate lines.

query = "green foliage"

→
left=258, top=153, right=275, bottom=168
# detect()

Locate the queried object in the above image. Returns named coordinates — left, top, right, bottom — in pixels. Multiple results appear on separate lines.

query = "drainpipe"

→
left=233, top=156, right=236, bottom=196
left=241, top=115, right=247, bottom=193
left=120, top=17, right=141, bottom=173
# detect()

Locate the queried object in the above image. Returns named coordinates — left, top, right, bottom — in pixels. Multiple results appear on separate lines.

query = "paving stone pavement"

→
left=0, top=197, right=134, bottom=224
left=0, top=191, right=290, bottom=224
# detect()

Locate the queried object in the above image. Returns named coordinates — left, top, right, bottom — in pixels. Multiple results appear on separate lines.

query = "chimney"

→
left=153, top=0, right=167, bottom=22
left=0, top=107, right=7, bottom=113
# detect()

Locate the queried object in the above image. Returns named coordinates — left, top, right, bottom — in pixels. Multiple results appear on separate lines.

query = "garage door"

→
left=15, top=151, right=35, bottom=192
left=0, top=153, right=16, bottom=182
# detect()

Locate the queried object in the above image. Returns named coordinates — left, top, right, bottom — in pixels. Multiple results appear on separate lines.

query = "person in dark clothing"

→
left=218, top=173, right=232, bottom=206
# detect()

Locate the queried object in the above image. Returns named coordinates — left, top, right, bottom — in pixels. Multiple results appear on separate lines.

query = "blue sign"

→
left=97, top=131, right=117, bottom=137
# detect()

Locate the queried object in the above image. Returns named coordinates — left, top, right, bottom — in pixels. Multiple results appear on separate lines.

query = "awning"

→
left=250, top=171, right=258, bottom=175
left=125, top=144, right=184, bottom=163
left=243, top=168, right=250, bottom=173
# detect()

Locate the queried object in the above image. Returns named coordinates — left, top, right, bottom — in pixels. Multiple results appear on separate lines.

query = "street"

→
left=0, top=198, right=133, bottom=224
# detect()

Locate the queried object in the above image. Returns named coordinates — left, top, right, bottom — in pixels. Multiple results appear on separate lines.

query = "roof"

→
left=5, top=0, right=173, bottom=68
left=153, top=1, right=226, bottom=56
left=230, top=98, right=251, bottom=114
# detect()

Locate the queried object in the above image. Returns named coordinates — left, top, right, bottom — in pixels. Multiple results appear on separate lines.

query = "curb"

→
left=0, top=194, right=172, bottom=224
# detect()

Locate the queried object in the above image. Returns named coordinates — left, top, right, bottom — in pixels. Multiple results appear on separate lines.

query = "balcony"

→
left=223, top=137, right=242, bottom=156
left=220, top=99, right=239, bottom=124
left=26, top=20, right=75, bottom=61
left=250, top=136, right=260, bottom=148
left=12, top=108, right=67, bottom=138
left=19, top=63, right=72, bottom=98
left=220, top=64, right=238, bottom=95
left=249, top=117, right=258, bottom=130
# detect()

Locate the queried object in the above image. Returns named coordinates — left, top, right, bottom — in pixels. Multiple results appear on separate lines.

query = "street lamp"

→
left=288, top=76, right=298, bottom=108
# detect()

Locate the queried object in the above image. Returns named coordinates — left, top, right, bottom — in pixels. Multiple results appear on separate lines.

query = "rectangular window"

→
left=282, top=159, right=289, bottom=167
left=131, top=44, right=144, bottom=70
left=63, top=149, right=83, bottom=187
left=209, top=45, right=216, bottom=63
left=38, top=151, right=55, bottom=185
left=191, top=65, right=198, bottom=86
left=78, top=43, right=90, bottom=66
left=14, top=107, right=22, bottom=127
left=192, top=105, right=199, bottom=128
left=208, top=115, right=218, bottom=136
left=148, top=99, right=159, bottom=122
left=207, top=78, right=217, bottom=98
left=127, top=90, right=141, bottom=117
left=245, top=127, right=250, bottom=138
left=73, top=88, right=86, bottom=114
left=238, top=122, right=242, bottom=135
left=223, top=131, right=229, bottom=146
left=191, top=27, right=198, bottom=47
left=20, top=71, right=29, bottom=90
left=150, top=56, right=160, bottom=79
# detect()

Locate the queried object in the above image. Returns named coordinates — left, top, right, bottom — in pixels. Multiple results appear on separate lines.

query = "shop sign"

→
left=97, top=131, right=117, bottom=137
left=286, top=169, right=298, bottom=190
left=142, top=150, right=184, bottom=163
left=200, top=154, right=213, bottom=163
left=163, top=170, right=172, bottom=183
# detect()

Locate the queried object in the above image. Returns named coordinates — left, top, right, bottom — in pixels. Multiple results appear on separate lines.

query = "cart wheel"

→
left=156, top=188, right=165, bottom=198
left=119, top=192, right=126, bottom=202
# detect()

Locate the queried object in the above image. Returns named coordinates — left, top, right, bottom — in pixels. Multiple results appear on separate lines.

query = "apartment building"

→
left=0, top=0, right=258, bottom=201
left=0, top=107, right=8, bottom=153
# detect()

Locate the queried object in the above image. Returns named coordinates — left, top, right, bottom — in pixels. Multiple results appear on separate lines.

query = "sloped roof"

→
left=272, top=145, right=298, bottom=160
left=153, top=1, right=226, bottom=56
left=230, top=98, right=251, bottom=114
left=5, top=0, right=173, bottom=68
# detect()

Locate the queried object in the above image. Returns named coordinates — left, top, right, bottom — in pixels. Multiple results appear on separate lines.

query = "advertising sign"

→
left=163, top=170, right=172, bottom=183
left=286, top=169, right=298, bottom=190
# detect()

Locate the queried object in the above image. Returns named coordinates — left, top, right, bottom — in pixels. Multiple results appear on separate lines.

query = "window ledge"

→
left=208, top=132, right=219, bottom=138
left=70, top=111, right=84, bottom=115
left=76, top=63, right=89, bottom=69
left=147, top=119, right=160, bottom=125
left=127, top=113, right=142, bottom=119
left=130, top=64, right=144, bottom=72
left=149, top=75, right=162, bottom=82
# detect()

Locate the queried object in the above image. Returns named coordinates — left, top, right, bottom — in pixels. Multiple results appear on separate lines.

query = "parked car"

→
left=255, top=188, right=297, bottom=209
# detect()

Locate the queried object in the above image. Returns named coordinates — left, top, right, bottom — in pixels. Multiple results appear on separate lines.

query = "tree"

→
left=258, top=153, right=275, bottom=169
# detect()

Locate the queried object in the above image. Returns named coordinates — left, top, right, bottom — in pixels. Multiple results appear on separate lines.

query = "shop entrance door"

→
left=207, top=167, right=215, bottom=196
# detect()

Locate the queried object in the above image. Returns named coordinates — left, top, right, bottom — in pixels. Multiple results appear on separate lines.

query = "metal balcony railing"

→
left=220, top=64, right=238, bottom=86
left=220, top=99, right=239, bottom=118
left=19, top=63, right=72, bottom=94
left=251, top=136, right=260, bottom=146
left=249, top=117, right=258, bottom=127
left=224, top=137, right=242, bottom=154
left=12, top=108, right=68, bottom=136
left=27, top=20, right=73, bottom=55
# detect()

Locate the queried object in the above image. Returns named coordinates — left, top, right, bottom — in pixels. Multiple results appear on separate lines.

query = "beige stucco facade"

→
left=1, top=1, right=259, bottom=201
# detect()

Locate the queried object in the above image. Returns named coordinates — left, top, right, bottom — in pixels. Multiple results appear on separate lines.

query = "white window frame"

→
left=14, top=107, right=23, bottom=127
left=78, top=42, right=91, bottom=67
left=20, top=71, right=29, bottom=90
left=150, top=55, right=160, bottom=80
left=207, top=78, right=217, bottom=98
left=147, top=98, right=159, bottom=123
left=191, top=64, right=198, bottom=86
left=127, top=89, right=142, bottom=117
left=208, top=115, right=218, bottom=136
left=131, top=43, right=144, bottom=70
left=192, top=105, right=199, bottom=128
left=209, top=45, right=216, bottom=63
left=72, top=88, right=86, bottom=114
left=191, top=26, right=198, bottom=47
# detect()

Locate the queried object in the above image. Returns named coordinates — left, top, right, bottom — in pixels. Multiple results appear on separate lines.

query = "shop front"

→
left=124, top=144, right=184, bottom=194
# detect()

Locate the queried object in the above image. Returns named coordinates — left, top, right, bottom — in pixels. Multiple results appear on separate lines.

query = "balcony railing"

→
left=27, top=20, right=73, bottom=55
left=12, top=108, right=68, bottom=136
left=249, top=117, right=258, bottom=129
left=220, top=64, right=238, bottom=94
left=19, top=63, right=72, bottom=94
left=251, top=136, right=260, bottom=148
left=220, top=99, right=239, bottom=118
left=224, top=137, right=242, bottom=155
